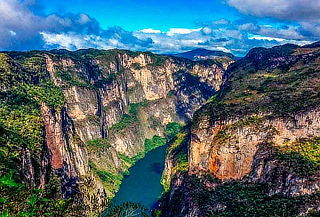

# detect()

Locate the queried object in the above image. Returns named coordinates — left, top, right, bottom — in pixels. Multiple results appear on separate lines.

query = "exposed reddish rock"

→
left=190, top=108, right=320, bottom=181
left=40, top=104, right=64, bottom=169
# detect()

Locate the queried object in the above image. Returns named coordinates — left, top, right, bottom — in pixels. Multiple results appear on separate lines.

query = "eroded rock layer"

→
left=161, top=42, right=320, bottom=217
left=0, top=49, right=232, bottom=215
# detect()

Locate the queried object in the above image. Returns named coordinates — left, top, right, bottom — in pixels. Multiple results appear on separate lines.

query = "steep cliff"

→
left=0, top=49, right=230, bottom=215
left=161, top=42, right=320, bottom=217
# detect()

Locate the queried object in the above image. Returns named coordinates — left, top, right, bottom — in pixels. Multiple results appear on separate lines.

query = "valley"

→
left=1, top=42, right=320, bottom=217
left=0, top=48, right=231, bottom=216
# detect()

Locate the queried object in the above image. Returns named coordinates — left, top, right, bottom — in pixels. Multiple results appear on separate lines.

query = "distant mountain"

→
left=303, top=40, right=320, bottom=48
left=171, top=48, right=237, bottom=61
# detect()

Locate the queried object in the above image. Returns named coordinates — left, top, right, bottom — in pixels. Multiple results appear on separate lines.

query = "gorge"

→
left=0, top=48, right=233, bottom=216
left=1, top=42, right=320, bottom=217
left=111, top=144, right=167, bottom=211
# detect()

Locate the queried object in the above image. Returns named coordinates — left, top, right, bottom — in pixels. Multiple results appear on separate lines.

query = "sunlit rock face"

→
left=189, top=109, right=320, bottom=180
left=0, top=49, right=231, bottom=215
left=160, top=42, right=320, bottom=217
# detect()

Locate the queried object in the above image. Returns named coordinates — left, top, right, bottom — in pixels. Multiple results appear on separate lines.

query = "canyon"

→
left=1, top=41, right=320, bottom=217
left=0, top=48, right=233, bottom=216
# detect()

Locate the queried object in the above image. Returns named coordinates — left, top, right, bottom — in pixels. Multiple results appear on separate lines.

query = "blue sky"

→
left=37, top=0, right=239, bottom=31
left=0, top=0, right=320, bottom=56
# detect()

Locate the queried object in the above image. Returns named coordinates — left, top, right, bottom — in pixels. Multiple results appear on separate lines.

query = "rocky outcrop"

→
left=0, top=48, right=231, bottom=215
left=161, top=42, right=320, bottom=217
left=190, top=108, right=320, bottom=180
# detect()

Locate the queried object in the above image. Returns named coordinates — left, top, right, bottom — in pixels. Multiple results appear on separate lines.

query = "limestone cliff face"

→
left=40, top=104, right=90, bottom=196
left=0, top=49, right=229, bottom=214
left=161, top=42, right=320, bottom=217
left=190, top=109, right=320, bottom=181
left=188, top=109, right=320, bottom=201
left=43, top=50, right=223, bottom=156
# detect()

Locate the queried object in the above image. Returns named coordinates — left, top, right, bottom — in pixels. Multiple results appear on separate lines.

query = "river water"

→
left=111, top=145, right=167, bottom=211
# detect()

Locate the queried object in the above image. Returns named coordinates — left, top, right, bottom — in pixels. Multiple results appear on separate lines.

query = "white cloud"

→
left=9, top=30, right=16, bottom=36
left=215, top=46, right=231, bottom=53
left=248, top=34, right=311, bottom=46
left=300, top=22, right=320, bottom=38
left=0, top=0, right=153, bottom=51
left=132, top=28, right=211, bottom=53
left=40, top=31, right=152, bottom=51
left=0, top=0, right=104, bottom=50
left=239, top=23, right=259, bottom=31
left=202, top=27, right=212, bottom=34
left=257, top=26, right=304, bottom=40
left=140, top=28, right=162, bottom=34
left=248, top=34, right=285, bottom=42
left=133, top=20, right=317, bottom=56
left=0, top=0, right=318, bottom=56
left=166, top=28, right=202, bottom=36
left=40, top=32, right=93, bottom=50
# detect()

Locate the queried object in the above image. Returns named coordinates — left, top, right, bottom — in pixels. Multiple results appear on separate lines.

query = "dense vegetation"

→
left=195, top=44, right=320, bottom=126
left=161, top=44, right=320, bottom=217
left=130, top=136, right=167, bottom=163
left=161, top=123, right=188, bottom=192
left=0, top=174, right=72, bottom=217
left=275, top=137, right=320, bottom=177
left=86, top=138, right=112, bottom=151
left=161, top=173, right=320, bottom=217
left=0, top=53, right=72, bottom=216
left=102, top=202, right=148, bottom=217
left=189, top=177, right=320, bottom=217
left=109, top=101, right=149, bottom=133
left=165, top=122, right=184, bottom=142
left=0, top=53, right=47, bottom=88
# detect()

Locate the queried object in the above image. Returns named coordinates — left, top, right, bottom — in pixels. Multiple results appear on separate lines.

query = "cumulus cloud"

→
left=133, top=21, right=314, bottom=56
left=226, top=0, right=320, bottom=44
left=133, top=28, right=207, bottom=53
left=0, top=0, right=318, bottom=56
left=0, top=0, right=44, bottom=50
left=227, top=0, right=320, bottom=21
left=166, top=28, right=202, bottom=36
left=0, top=0, right=152, bottom=51
left=140, top=28, right=162, bottom=34
left=40, top=33, right=107, bottom=50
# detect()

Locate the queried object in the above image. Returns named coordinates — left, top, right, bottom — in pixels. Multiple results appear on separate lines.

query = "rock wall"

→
left=189, top=108, right=320, bottom=180
left=160, top=42, right=320, bottom=217
left=161, top=109, right=320, bottom=217
left=29, top=49, right=229, bottom=214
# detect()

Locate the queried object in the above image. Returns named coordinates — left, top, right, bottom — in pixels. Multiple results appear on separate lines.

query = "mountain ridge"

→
left=1, top=41, right=320, bottom=216
left=160, top=41, right=320, bottom=217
